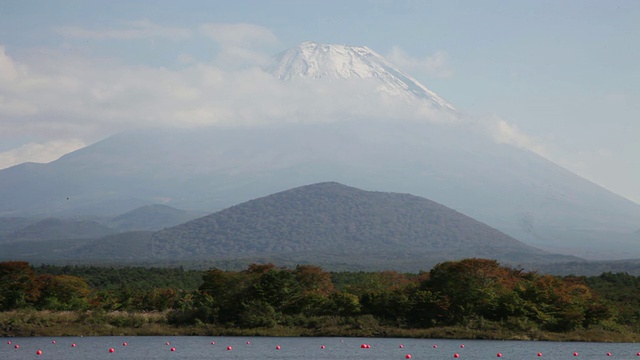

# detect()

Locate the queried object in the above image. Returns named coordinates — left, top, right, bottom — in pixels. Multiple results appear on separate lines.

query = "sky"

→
left=1, top=0, right=639, bottom=203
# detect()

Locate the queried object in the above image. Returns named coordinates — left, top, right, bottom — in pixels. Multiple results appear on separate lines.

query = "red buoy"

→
left=51, top=340, right=56, bottom=344
left=433, top=345, right=438, bottom=348
left=454, top=353, right=460, bottom=358
left=109, top=348, right=115, bottom=353
left=170, top=347, right=176, bottom=352
left=14, top=345, right=19, bottom=349
left=247, top=341, right=251, bottom=345
left=165, top=342, right=170, bottom=346
left=538, top=352, right=543, bottom=357
left=226, top=346, right=232, bottom=351
left=321, top=345, right=325, bottom=349
left=276, top=345, right=281, bottom=350
left=497, top=353, right=502, bottom=357
left=607, top=352, right=611, bottom=356
left=122, top=342, right=127, bottom=346
left=461, top=344, right=465, bottom=348
left=71, top=343, right=76, bottom=347
left=211, top=341, right=215, bottom=345
left=399, top=344, right=404, bottom=348
left=7, top=341, right=11, bottom=345
left=406, top=354, right=412, bottom=359
left=36, top=350, right=43, bottom=355
left=574, top=352, right=579, bottom=356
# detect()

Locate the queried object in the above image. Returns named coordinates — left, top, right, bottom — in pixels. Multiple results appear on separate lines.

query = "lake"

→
left=1, top=336, right=639, bottom=359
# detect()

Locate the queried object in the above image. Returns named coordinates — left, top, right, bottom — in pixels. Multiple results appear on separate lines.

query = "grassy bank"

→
left=1, top=310, right=639, bottom=342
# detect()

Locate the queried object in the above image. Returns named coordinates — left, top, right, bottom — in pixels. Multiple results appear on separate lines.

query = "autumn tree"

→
left=0, top=261, right=40, bottom=310
left=36, top=274, right=91, bottom=310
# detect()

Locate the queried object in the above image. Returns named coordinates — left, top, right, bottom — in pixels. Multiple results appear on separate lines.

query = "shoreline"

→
left=2, top=310, right=638, bottom=343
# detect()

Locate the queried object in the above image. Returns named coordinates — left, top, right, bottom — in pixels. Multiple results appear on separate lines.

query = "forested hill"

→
left=149, top=182, right=575, bottom=269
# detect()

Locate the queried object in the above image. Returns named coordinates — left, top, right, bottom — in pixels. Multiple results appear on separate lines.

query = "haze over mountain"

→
left=0, top=204, right=202, bottom=244
left=0, top=218, right=115, bottom=244
left=0, top=42, right=638, bottom=260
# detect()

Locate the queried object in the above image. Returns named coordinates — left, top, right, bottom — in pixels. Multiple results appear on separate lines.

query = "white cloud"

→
left=0, top=140, right=86, bottom=169
left=0, top=42, right=455, bottom=162
left=55, top=19, right=191, bottom=41
left=0, top=34, right=533, bottom=170
left=386, top=46, right=453, bottom=78
left=200, top=23, right=280, bottom=68
left=482, top=115, right=547, bottom=155
left=0, top=46, right=21, bottom=82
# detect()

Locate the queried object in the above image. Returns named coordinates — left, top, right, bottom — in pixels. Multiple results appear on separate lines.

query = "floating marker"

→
left=71, top=343, right=76, bottom=347
left=211, top=341, right=215, bottom=345
left=226, top=346, right=232, bottom=351
left=406, top=354, right=412, bottom=359
left=109, top=348, right=115, bottom=353
left=321, top=345, right=325, bottom=349
left=165, top=342, right=170, bottom=345
left=170, top=347, right=176, bottom=352
left=36, top=350, right=43, bottom=355
left=538, top=352, right=543, bottom=357
left=7, top=341, right=11, bottom=345
left=607, top=352, right=611, bottom=356
left=461, top=344, right=465, bottom=348
left=433, top=345, right=438, bottom=348
left=122, top=342, right=127, bottom=346
left=399, top=344, right=404, bottom=348
left=276, top=345, right=281, bottom=350
left=454, top=353, right=460, bottom=358
left=573, top=352, right=579, bottom=357
left=14, top=345, right=19, bottom=349
left=497, top=353, right=502, bottom=357
left=247, top=341, right=251, bottom=345
left=51, top=340, right=56, bottom=344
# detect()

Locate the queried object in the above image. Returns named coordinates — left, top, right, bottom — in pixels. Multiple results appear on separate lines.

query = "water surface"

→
left=2, top=336, right=639, bottom=359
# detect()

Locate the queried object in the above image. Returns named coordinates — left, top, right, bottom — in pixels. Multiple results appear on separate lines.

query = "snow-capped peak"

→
left=269, top=41, right=456, bottom=111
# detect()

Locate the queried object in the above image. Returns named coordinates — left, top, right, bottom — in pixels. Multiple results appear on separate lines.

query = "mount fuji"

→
left=1, top=41, right=639, bottom=260
left=270, top=41, right=456, bottom=111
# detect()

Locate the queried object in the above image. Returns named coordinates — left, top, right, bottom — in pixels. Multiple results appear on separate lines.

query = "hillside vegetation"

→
left=149, top=182, right=572, bottom=269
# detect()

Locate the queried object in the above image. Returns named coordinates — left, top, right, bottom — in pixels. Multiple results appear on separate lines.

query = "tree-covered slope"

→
left=149, top=182, right=570, bottom=266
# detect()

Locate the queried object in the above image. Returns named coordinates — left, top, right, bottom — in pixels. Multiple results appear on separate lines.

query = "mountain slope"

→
left=1, top=120, right=639, bottom=259
left=148, top=182, right=575, bottom=269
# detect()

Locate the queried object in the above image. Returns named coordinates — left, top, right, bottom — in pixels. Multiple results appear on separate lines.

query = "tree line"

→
left=1, top=259, right=639, bottom=335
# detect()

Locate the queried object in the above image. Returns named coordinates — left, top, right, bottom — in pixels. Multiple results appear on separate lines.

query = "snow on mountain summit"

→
left=270, top=41, right=456, bottom=111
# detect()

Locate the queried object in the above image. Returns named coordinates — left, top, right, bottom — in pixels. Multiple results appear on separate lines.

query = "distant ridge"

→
left=108, top=204, right=203, bottom=232
left=1, top=218, right=115, bottom=243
